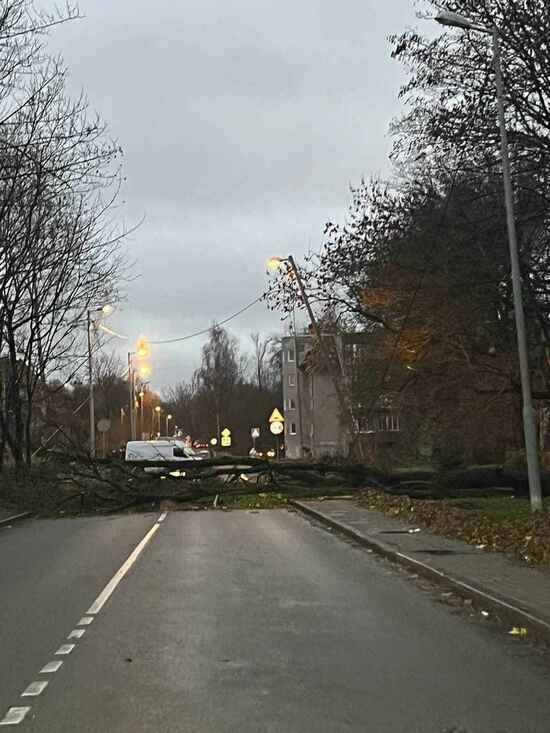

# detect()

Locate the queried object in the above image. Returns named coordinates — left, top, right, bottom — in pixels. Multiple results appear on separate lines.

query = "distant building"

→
left=282, top=334, right=347, bottom=459
left=281, top=332, right=403, bottom=460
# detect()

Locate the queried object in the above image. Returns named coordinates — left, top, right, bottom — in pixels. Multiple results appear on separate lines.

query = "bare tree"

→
left=195, top=325, right=245, bottom=440
left=0, top=15, right=129, bottom=467
left=250, top=332, right=272, bottom=391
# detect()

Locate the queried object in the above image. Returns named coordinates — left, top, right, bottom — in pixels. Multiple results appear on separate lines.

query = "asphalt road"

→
left=2, top=509, right=550, bottom=732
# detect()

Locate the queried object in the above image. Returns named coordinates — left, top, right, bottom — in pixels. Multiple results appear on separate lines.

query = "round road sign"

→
left=270, top=421, right=284, bottom=435
left=97, top=418, right=111, bottom=433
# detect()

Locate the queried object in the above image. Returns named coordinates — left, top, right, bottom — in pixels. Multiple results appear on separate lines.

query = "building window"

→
left=288, top=347, right=295, bottom=362
left=288, top=374, right=296, bottom=387
left=290, top=422, right=297, bottom=435
left=287, top=397, right=296, bottom=410
left=355, top=416, right=373, bottom=434
left=378, top=412, right=401, bottom=432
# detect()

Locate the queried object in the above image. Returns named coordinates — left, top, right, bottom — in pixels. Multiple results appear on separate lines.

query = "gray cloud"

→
left=48, top=0, right=418, bottom=388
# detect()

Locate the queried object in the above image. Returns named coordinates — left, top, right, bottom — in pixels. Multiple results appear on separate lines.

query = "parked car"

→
left=125, top=439, right=202, bottom=476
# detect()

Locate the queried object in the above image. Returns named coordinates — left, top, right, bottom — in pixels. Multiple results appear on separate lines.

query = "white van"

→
left=125, top=440, right=202, bottom=475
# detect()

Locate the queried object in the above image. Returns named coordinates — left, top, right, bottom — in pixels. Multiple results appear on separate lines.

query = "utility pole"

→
left=127, top=352, right=135, bottom=441
left=492, top=29, right=543, bottom=511
left=434, top=11, right=543, bottom=512
left=287, top=255, right=363, bottom=458
left=87, top=311, right=96, bottom=458
left=292, top=308, right=306, bottom=457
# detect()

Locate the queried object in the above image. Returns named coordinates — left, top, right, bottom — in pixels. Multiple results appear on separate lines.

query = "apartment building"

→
left=281, top=334, right=348, bottom=459
left=281, top=331, right=403, bottom=460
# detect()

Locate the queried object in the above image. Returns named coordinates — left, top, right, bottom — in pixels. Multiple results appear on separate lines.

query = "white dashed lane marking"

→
left=21, top=682, right=48, bottom=698
left=0, top=708, right=31, bottom=725
left=39, top=662, right=63, bottom=674
left=55, top=644, right=75, bottom=656
left=0, top=513, right=167, bottom=724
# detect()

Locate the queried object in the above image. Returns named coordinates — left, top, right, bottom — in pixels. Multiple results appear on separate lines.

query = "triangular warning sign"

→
left=269, top=408, right=284, bottom=423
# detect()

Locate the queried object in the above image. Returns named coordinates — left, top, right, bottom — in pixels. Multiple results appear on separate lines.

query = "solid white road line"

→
left=67, top=629, right=86, bottom=640
left=77, top=616, right=94, bottom=626
left=0, top=707, right=31, bottom=725
left=21, top=682, right=48, bottom=697
left=40, top=661, right=63, bottom=674
left=86, top=521, right=160, bottom=615
left=157, top=511, right=168, bottom=523
left=55, top=644, right=75, bottom=656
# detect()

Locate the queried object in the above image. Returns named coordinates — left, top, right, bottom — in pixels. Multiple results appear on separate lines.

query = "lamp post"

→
left=155, top=405, right=162, bottom=436
left=166, top=413, right=172, bottom=435
left=138, top=389, right=145, bottom=438
left=127, top=337, right=151, bottom=442
left=267, top=256, right=362, bottom=458
left=86, top=304, right=113, bottom=458
left=127, top=352, right=135, bottom=441
left=435, top=11, right=543, bottom=511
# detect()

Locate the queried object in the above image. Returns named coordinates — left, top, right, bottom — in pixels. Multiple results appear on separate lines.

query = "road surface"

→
left=1, top=509, right=549, bottom=732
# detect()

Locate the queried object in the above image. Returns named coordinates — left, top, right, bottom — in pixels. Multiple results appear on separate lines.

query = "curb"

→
left=0, top=511, right=31, bottom=529
left=290, top=499, right=550, bottom=640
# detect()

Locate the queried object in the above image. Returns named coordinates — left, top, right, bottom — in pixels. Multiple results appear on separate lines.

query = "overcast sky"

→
left=49, top=0, right=419, bottom=391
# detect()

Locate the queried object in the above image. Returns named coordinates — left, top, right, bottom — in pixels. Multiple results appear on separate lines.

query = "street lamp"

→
left=166, top=413, right=173, bottom=435
left=155, top=405, right=162, bottom=436
left=137, top=385, right=150, bottom=439
left=267, top=254, right=361, bottom=457
left=128, top=337, right=151, bottom=441
left=86, top=304, right=113, bottom=458
left=435, top=12, right=543, bottom=511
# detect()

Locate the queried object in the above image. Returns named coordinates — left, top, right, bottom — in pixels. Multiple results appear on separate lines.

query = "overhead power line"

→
left=150, top=294, right=265, bottom=345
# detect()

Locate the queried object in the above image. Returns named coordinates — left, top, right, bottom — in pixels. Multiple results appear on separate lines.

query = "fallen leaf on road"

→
left=476, top=544, right=486, bottom=549
left=481, top=611, right=489, bottom=617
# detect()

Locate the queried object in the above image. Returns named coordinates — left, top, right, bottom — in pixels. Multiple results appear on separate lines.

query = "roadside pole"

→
left=87, top=311, right=96, bottom=458
left=287, top=256, right=363, bottom=459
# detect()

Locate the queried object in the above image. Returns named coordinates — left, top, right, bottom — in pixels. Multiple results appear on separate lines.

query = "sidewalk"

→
left=292, top=498, right=550, bottom=634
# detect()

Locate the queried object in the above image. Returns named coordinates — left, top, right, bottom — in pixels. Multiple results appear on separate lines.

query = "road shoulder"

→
left=291, top=498, right=550, bottom=638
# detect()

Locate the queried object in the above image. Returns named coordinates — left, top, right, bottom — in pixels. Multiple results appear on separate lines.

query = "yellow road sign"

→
left=221, top=427, right=231, bottom=437
left=221, top=436, right=231, bottom=447
left=269, top=408, right=284, bottom=423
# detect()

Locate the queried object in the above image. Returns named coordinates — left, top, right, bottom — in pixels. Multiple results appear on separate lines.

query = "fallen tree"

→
left=30, top=441, right=550, bottom=515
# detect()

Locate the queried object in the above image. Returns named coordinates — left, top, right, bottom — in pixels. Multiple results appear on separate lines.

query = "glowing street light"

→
left=135, top=335, right=150, bottom=359
left=155, top=405, right=162, bottom=435
left=266, top=256, right=286, bottom=273
left=166, top=413, right=173, bottom=435
left=137, top=363, right=151, bottom=380
left=128, top=336, right=151, bottom=440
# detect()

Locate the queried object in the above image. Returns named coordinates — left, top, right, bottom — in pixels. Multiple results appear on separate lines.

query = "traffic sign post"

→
left=97, top=419, right=111, bottom=459
left=251, top=427, right=260, bottom=453
left=221, top=427, right=232, bottom=448
left=269, top=408, right=284, bottom=423
left=269, top=421, right=283, bottom=461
